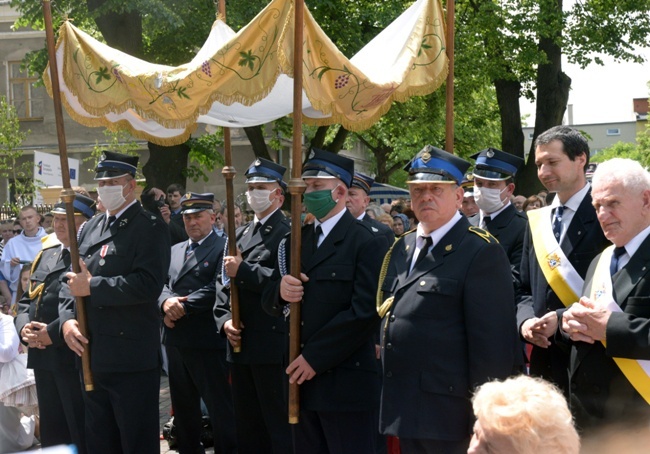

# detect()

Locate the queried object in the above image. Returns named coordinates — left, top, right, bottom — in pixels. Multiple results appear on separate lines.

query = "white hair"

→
left=592, top=159, right=650, bottom=194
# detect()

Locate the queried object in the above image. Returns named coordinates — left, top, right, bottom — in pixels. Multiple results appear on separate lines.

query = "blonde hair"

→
left=472, top=375, right=579, bottom=454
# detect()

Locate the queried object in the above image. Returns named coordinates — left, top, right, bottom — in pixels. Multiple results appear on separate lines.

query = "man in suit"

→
left=159, top=183, right=189, bottom=245
left=263, top=149, right=389, bottom=454
left=160, top=192, right=235, bottom=454
left=214, top=158, right=292, bottom=454
left=347, top=172, right=396, bottom=246
left=516, top=126, right=609, bottom=394
left=378, top=145, right=518, bottom=454
left=561, top=158, right=650, bottom=431
left=15, top=194, right=96, bottom=453
left=59, top=151, right=171, bottom=454
left=470, top=148, right=527, bottom=275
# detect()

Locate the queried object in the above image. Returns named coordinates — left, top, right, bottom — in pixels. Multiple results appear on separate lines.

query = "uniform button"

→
left=419, top=281, right=426, bottom=286
left=87, top=255, right=91, bottom=259
left=389, top=315, right=396, bottom=322
left=119, top=331, right=124, bottom=335
left=331, top=272, right=336, bottom=277
left=385, top=371, right=392, bottom=378
left=448, top=386, right=454, bottom=392
left=300, top=343, right=304, bottom=348
left=301, top=321, right=304, bottom=326
left=43, top=291, right=47, bottom=295
left=355, top=362, right=360, bottom=366
left=271, top=326, right=276, bottom=330
left=386, top=343, right=393, bottom=350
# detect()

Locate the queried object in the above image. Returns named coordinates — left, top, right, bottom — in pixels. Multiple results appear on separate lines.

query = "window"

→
left=527, top=132, right=534, bottom=139
left=8, top=61, right=45, bottom=121
left=606, top=128, right=621, bottom=136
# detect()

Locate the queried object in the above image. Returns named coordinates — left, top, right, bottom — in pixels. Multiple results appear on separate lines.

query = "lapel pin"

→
left=264, top=225, right=273, bottom=234
left=119, top=219, right=128, bottom=228
left=405, top=245, right=410, bottom=251
left=445, top=244, right=452, bottom=251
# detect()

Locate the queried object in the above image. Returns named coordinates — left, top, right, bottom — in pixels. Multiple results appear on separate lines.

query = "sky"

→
left=520, top=51, right=650, bottom=127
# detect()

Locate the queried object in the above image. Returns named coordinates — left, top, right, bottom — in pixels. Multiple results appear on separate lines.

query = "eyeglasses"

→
left=13, top=229, right=22, bottom=234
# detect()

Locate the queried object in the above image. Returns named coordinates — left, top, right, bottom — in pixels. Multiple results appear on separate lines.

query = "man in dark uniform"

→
left=347, top=172, right=396, bottom=246
left=378, top=145, right=518, bottom=453
left=59, top=151, right=171, bottom=454
left=469, top=148, right=527, bottom=275
left=263, top=149, right=389, bottom=454
left=15, top=194, right=96, bottom=453
left=214, top=158, right=292, bottom=453
left=516, top=126, right=609, bottom=394
left=160, top=192, right=236, bottom=454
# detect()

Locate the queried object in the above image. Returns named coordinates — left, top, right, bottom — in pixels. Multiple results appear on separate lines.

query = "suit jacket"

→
left=379, top=217, right=518, bottom=441
left=15, top=241, right=75, bottom=371
left=159, top=232, right=226, bottom=349
left=362, top=213, right=396, bottom=246
left=483, top=204, right=527, bottom=275
left=59, top=202, right=171, bottom=373
left=214, top=209, right=290, bottom=364
left=263, top=210, right=389, bottom=412
left=568, top=234, right=650, bottom=429
left=516, top=190, right=609, bottom=389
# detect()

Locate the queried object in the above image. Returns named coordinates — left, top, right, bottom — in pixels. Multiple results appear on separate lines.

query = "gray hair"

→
left=592, top=159, right=650, bottom=195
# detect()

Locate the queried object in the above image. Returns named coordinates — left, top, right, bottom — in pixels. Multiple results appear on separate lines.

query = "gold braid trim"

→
left=376, top=236, right=401, bottom=318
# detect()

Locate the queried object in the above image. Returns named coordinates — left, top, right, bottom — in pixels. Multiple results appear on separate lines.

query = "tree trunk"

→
left=517, top=0, right=571, bottom=196
left=143, top=142, right=189, bottom=190
left=326, top=126, right=349, bottom=153
left=310, top=126, right=329, bottom=150
left=86, top=1, right=143, bottom=57
left=494, top=78, right=524, bottom=159
left=243, top=126, right=272, bottom=160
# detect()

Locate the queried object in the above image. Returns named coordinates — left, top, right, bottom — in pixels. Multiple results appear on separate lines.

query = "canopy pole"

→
left=42, top=0, right=94, bottom=391
left=218, top=0, right=241, bottom=353
left=288, top=0, right=306, bottom=425
left=445, top=0, right=455, bottom=153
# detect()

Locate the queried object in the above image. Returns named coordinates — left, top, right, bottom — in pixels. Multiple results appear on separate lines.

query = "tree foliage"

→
left=0, top=96, right=34, bottom=211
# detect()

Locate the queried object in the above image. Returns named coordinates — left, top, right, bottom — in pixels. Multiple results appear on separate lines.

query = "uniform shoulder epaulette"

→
left=468, top=226, right=499, bottom=243
left=41, top=232, right=62, bottom=250
left=398, top=227, right=417, bottom=238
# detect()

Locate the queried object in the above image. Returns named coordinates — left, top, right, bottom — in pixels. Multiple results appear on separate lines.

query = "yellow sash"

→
left=528, top=207, right=583, bottom=307
left=587, top=246, right=650, bottom=404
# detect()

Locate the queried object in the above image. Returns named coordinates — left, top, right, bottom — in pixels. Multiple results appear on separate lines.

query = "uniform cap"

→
left=94, top=151, right=138, bottom=180
left=302, top=148, right=354, bottom=188
left=245, top=158, right=287, bottom=190
left=470, top=148, right=524, bottom=181
left=405, top=145, right=470, bottom=185
left=180, top=192, right=215, bottom=214
left=351, top=172, right=375, bottom=194
left=51, top=194, right=97, bottom=219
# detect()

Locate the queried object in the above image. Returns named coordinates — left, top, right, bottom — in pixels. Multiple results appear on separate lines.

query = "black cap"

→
left=351, top=172, right=374, bottom=194
left=94, top=151, right=138, bottom=180
left=245, top=158, right=287, bottom=190
left=51, top=194, right=97, bottom=219
left=470, top=148, right=524, bottom=181
left=405, top=145, right=470, bottom=185
left=180, top=192, right=215, bottom=214
left=302, top=148, right=354, bottom=188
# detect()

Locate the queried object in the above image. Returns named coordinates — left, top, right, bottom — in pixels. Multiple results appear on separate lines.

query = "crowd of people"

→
left=1, top=124, right=649, bottom=453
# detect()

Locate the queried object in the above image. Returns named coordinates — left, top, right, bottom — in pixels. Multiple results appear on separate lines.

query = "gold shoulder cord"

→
left=376, top=236, right=401, bottom=318
left=28, top=251, right=45, bottom=317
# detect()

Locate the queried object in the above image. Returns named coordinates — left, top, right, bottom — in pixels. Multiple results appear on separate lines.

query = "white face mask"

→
left=97, top=184, right=128, bottom=212
left=474, top=185, right=507, bottom=214
left=246, top=189, right=273, bottom=214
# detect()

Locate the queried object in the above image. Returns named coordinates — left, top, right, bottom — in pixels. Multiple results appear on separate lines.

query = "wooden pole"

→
left=445, top=0, right=455, bottom=153
left=218, top=0, right=241, bottom=353
left=42, top=0, right=93, bottom=391
left=288, top=0, right=306, bottom=425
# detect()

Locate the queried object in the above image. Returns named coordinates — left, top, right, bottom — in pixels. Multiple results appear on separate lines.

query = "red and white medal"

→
left=99, top=244, right=109, bottom=266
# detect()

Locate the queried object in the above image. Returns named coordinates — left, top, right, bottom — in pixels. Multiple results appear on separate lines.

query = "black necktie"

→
left=61, top=249, right=71, bottom=268
left=186, top=242, right=199, bottom=260
left=103, top=215, right=116, bottom=234
left=552, top=206, right=564, bottom=240
left=610, top=246, right=626, bottom=276
left=253, top=222, right=263, bottom=235
left=313, top=225, right=323, bottom=252
left=414, top=236, right=433, bottom=267
left=482, top=216, right=491, bottom=228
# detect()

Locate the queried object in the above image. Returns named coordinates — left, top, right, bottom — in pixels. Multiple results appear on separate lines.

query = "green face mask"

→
left=303, top=186, right=338, bottom=219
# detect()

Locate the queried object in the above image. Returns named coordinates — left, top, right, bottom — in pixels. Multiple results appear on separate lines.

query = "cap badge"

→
left=100, top=153, right=106, bottom=161
left=421, top=151, right=431, bottom=163
left=309, top=150, right=316, bottom=159
left=185, top=193, right=192, bottom=199
left=486, top=150, right=495, bottom=158
left=254, top=159, right=261, bottom=166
